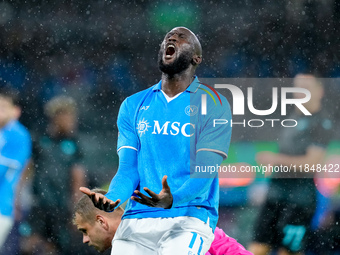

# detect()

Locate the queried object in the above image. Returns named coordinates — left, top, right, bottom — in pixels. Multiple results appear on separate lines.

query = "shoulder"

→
left=125, top=86, right=155, bottom=103
left=16, top=121, right=31, bottom=139
left=5, top=121, right=31, bottom=144
left=120, top=85, right=156, bottom=111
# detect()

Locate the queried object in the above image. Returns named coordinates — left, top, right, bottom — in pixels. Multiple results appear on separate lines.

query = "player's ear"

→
left=96, top=215, right=109, bottom=230
left=192, top=55, right=202, bottom=66
left=13, top=105, right=21, bottom=120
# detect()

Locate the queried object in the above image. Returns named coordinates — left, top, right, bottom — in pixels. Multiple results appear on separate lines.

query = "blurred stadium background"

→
left=1, top=0, right=340, bottom=254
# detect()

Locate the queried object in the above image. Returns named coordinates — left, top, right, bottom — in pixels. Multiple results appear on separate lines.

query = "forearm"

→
left=275, top=146, right=326, bottom=166
left=275, top=154, right=312, bottom=166
left=105, top=148, right=139, bottom=206
left=172, top=150, right=223, bottom=208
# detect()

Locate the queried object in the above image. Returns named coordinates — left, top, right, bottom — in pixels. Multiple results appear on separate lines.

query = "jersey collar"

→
left=2, top=119, right=17, bottom=131
left=152, top=76, right=201, bottom=93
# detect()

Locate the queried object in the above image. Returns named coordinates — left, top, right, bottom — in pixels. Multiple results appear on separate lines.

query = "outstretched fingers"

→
left=79, top=187, right=93, bottom=196
left=161, top=175, right=171, bottom=191
left=134, top=190, right=155, bottom=201
left=132, top=190, right=157, bottom=206
left=144, top=187, right=158, bottom=198
left=103, top=198, right=120, bottom=212
left=131, top=177, right=172, bottom=209
left=79, top=187, right=119, bottom=212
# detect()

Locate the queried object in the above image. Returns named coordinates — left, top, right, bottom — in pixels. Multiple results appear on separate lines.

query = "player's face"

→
left=52, top=111, right=77, bottom=135
left=0, top=96, right=16, bottom=127
left=158, top=27, right=196, bottom=75
left=75, top=213, right=111, bottom=253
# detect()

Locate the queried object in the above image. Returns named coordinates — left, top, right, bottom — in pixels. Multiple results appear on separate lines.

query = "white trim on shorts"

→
left=0, top=214, right=14, bottom=248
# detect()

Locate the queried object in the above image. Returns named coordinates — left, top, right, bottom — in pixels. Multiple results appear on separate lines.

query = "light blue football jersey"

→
left=110, top=77, right=232, bottom=229
left=0, top=120, right=31, bottom=218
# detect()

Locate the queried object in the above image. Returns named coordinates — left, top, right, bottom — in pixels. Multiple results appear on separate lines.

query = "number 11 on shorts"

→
left=188, top=232, right=204, bottom=255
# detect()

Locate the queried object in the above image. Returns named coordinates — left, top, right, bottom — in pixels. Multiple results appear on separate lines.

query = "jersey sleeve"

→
left=196, top=97, right=232, bottom=159
left=0, top=129, right=31, bottom=180
left=117, top=98, right=139, bottom=152
left=105, top=147, right=139, bottom=206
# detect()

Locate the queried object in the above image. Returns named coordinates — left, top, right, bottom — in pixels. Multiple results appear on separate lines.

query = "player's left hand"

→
left=132, top=175, right=173, bottom=209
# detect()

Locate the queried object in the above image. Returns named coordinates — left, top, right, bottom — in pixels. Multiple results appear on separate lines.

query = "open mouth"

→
left=165, top=45, right=176, bottom=58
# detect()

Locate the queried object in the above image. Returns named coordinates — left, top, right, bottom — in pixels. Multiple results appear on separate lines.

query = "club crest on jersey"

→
left=136, top=118, right=151, bottom=136
left=185, top=105, right=198, bottom=116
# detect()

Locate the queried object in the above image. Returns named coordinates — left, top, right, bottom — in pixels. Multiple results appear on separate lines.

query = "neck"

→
left=47, top=125, right=72, bottom=138
left=108, top=218, right=121, bottom=247
left=161, top=70, right=195, bottom=97
left=0, top=119, right=13, bottom=128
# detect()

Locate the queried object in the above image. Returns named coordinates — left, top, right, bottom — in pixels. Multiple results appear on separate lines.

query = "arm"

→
left=14, top=160, right=33, bottom=220
left=0, top=130, right=31, bottom=181
left=105, top=148, right=139, bottom=204
left=0, top=147, right=23, bottom=180
left=170, top=95, right=232, bottom=207
left=257, top=145, right=327, bottom=167
left=258, top=113, right=333, bottom=174
left=170, top=95, right=231, bottom=206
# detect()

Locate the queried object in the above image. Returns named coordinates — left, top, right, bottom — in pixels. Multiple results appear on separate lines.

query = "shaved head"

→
left=169, top=27, right=202, bottom=56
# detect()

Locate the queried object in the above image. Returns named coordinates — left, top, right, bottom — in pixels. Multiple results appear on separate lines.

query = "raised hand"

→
left=132, top=175, right=173, bottom=209
left=79, top=187, right=121, bottom=212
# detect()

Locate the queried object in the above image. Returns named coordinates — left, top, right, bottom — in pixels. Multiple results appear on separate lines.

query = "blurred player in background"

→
left=80, top=26, right=232, bottom=254
left=248, top=74, right=333, bottom=255
left=73, top=189, right=253, bottom=255
left=0, top=88, right=31, bottom=251
left=28, top=95, right=88, bottom=254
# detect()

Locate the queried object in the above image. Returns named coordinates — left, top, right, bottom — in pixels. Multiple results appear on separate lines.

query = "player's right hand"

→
left=79, top=187, right=120, bottom=212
